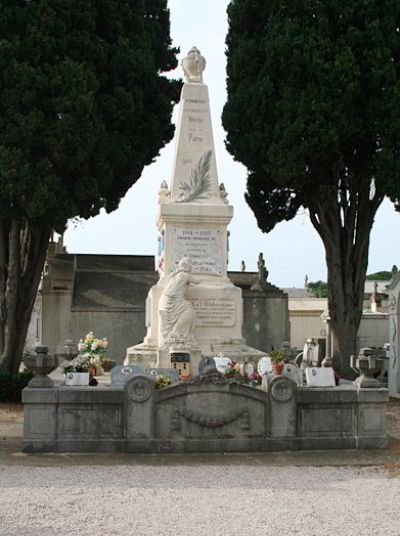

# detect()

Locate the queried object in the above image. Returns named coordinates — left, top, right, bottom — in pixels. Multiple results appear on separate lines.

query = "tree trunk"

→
left=308, top=180, right=383, bottom=378
left=0, top=218, right=51, bottom=376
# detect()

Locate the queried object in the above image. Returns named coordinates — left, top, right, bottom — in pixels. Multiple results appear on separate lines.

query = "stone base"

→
left=125, top=344, right=158, bottom=369
left=354, top=375, right=382, bottom=389
left=126, top=340, right=265, bottom=374
left=157, top=347, right=202, bottom=376
left=21, top=377, right=389, bottom=454
left=209, top=342, right=265, bottom=364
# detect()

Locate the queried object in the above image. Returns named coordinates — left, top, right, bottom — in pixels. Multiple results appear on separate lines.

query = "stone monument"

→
left=126, top=46, right=264, bottom=371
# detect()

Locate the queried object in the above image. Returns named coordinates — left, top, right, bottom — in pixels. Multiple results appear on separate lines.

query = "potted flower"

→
left=64, top=355, right=90, bottom=386
left=77, top=331, right=108, bottom=376
left=269, top=349, right=287, bottom=376
left=64, top=332, right=108, bottom=385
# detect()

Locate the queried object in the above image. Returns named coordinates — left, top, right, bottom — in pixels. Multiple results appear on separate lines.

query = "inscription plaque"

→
left=172, top=227, right=223, bottom=275
left=192, top=297, right=235, bottom=326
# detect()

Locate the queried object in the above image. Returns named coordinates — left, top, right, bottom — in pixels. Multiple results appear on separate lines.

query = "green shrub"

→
left=269, top=349, right=288, bottom=363
left=0, top=370, right=34, bottom=402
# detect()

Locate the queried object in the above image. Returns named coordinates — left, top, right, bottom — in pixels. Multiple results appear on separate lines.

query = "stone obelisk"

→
left=126, top=47, right=263, bottom=371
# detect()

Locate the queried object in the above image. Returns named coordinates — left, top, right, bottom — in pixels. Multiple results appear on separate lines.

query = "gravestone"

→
left=111, top=365, right=143, bottom=387
left=282, top=362, right=301, bottom=385
left=258, top=356, right=273, bottom=376
left=388, top=268, right=400, bottom=396
left=305, top=367, right=335, bottom=387
left=126, top=46, right=264, bottom=370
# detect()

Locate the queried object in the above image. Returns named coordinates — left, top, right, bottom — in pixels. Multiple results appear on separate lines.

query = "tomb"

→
left=21, top=47, right=389, bottom=454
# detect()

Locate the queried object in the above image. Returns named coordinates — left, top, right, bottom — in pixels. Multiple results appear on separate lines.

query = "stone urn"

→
left=181, top=46, right=206, bottom=83
left=351, top=347, right=386, bottom=388
left=23, top=345, right=56, bottom=388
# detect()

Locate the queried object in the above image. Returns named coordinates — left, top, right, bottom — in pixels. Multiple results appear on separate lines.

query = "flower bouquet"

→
left=223, top=360, right=262, bottom=387
left=64, top=332, right=108, bottom=385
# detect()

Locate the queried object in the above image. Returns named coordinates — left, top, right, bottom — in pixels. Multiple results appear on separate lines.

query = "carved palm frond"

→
left=177, top=150, right=212, bottom=202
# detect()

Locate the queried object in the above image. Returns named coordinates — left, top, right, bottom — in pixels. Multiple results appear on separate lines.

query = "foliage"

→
left=223, top=0, right=400, bottom=376
left=0, top=369, right=33, bottom=402
left=307, top=280, right=328, bottom=298
left=64, top=355, right=91, bottom=373
left=0, top=0, right=180, bottom=228
left=155, top=375, right=172, bottom=389
left=0, top=1, right=180, bottom=375
left=269, top=350, right=287, bottom=363
left=366, top=271, right=392, bottom=281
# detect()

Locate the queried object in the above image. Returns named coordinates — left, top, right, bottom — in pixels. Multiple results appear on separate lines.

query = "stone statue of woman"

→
left=159, top=257, right=200, bottom=346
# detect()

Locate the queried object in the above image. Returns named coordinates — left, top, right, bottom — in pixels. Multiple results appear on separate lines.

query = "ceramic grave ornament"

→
left=282, top=362, right=301, bottom=385
left=214, top=356, right=232, bottom=374
left=126, top=47, right=264, bottom=370
left=258, top=356, right=273, bottom=376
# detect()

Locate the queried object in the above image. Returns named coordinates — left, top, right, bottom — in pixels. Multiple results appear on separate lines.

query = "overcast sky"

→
left=64, top=0, right=400, bottom=288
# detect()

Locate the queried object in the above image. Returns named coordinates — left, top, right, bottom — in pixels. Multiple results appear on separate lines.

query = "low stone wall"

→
left=21, top=374, right=389, bottom=453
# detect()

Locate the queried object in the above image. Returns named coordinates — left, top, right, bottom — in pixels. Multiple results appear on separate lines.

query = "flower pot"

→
left=272, top=362, right=284, bottom=376
left=65, top=372, right=89, bottom=386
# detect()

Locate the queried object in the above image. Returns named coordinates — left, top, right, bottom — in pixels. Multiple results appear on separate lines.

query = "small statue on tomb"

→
left=219, top=183, right=229, bottom=204
left=159, top=257, right=200, bottom=346
left=158, top=180, right=170, bottom=204
left=257, top=252, right=269, bottom=283
left=240, top=260, right=246, bottom=272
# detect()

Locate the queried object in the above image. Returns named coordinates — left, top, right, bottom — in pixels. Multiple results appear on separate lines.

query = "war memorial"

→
left=21, top=48, right=389, bottom=454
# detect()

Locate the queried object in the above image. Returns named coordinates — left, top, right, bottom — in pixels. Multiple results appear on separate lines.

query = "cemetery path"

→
left=0, top=401, right=400, bottom=535
left=0, top=463, right=399, bottom=535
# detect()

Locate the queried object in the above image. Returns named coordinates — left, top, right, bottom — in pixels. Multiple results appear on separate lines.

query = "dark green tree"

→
left=307, top=280, right=328, bottom=298
left=366, top=271, right=392, bottom=281
left=0, top=0, right=180, bottom=375
left=223, top=0, right=400, bottom=376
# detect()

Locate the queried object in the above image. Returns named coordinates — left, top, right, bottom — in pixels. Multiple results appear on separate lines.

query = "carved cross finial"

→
left=181, top=46, right=206, bottom=83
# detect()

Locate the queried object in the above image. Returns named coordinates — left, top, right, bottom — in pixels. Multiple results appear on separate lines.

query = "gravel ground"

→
left=0, top=464, right=399, bottom=536
left=0, top=402, right=400, bottom=535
